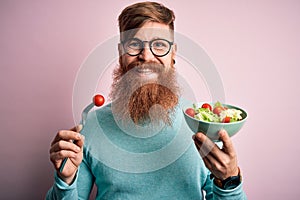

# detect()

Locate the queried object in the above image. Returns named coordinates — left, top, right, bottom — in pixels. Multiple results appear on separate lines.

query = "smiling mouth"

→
left=136, top=68, right=155, bottom=74
left=134, top=68, right=159, bottom=80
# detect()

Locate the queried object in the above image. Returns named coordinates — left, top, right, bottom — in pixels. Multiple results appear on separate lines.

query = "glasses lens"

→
left=124, top=39, right=142, bottom=56
left=151, top=39, right=171, bottom=56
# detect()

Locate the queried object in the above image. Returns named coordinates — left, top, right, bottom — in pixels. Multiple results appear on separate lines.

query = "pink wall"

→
left=1, top=0, right=300, bottom=199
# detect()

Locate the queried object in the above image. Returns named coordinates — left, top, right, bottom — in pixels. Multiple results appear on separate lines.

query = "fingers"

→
left=50, top=140, right=82, bottom=154
left=50, top=126, right=84, bottom=154
left=49, top=125, right=84, bottom=167
left=50, top=150, right=77, bottom=163
left=193, top=131, right=234, bottom=162
left=50, top=150, right=83, bottom=173
left=193, top=132, right=219, bottom=158
left=193, top=130, right=236, bottom=157
left=218, top=129, right=236, bottom=157
left=51, top=125, right=83, bottom=146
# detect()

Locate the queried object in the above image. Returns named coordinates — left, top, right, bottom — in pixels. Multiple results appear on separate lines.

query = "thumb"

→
left=70, top=124, right=83, bottom=133
left=219, top=129, right=235, bottom=156
left=76, top=124, right=83, bottom=133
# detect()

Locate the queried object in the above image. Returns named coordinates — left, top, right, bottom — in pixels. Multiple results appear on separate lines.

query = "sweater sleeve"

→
left=203, top=172, right=247, bottom=200
left=45, top=158, right=94, bottom=200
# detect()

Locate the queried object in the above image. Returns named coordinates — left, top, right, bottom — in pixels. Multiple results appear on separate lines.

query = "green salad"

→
left=185, top=102, right=243, bottom=123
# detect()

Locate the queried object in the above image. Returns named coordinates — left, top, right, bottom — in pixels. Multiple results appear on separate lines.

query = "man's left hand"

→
left=193, top=129, right=239, bottom=180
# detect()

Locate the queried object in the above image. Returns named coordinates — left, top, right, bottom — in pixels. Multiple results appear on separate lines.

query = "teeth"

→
left=136, top=68, right=152, bottom=73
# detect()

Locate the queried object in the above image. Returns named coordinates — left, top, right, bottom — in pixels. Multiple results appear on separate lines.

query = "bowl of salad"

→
left=183, top=101, right=247, bottom=141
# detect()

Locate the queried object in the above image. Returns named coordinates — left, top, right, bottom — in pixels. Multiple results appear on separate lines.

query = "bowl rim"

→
left=182, top=102, right=248, bottom=125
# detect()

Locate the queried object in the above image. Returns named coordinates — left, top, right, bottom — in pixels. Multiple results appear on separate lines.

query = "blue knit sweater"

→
left=46, top=102, right=247, bottom=200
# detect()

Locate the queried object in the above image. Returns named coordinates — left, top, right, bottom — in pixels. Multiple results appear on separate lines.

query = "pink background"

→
left=1, top=0, right=299, bottom=199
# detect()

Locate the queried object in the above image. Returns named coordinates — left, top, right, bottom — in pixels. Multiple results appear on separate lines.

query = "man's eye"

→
left=152, top=41, right=167, bottom=48
left=128, top=42, right=141, bottom=49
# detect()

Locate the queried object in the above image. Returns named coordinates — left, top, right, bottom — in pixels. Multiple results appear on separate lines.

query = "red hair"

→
left=118, top=2, right=175, bottom=41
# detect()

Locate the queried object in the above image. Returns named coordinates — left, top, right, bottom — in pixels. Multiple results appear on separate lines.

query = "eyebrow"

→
left=131, top=37, right=172, bottom=41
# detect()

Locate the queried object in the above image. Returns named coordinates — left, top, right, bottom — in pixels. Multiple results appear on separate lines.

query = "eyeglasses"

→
left=122, top=38, right=174, bottom=57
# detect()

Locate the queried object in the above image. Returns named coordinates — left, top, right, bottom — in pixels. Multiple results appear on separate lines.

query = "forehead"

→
left=134, top=22, right=173, bottom=40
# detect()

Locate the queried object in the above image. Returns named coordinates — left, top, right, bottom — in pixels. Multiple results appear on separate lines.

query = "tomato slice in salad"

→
left=222, top=116, right=231, bottom=123
left=213, top=106, right=224, bottom=116
left=185, top=108, right=195, bottom=117
left=201, top=103, right=212, bottom=111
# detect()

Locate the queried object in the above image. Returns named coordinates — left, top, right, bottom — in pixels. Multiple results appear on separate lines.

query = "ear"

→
left=171, top=43, right=177, bottom=62
left=118, top=43, right=123, bottom=57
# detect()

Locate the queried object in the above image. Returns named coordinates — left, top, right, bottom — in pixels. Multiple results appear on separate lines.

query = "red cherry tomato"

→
left=201, top=103, right=212, bottom=111
left=185, top=108, right=195, bottom=118
left=213, top=106, right=224, bottom=116
left=222, top=116, right=231, bottom=123
left=93, top=94, right=105, bottom=107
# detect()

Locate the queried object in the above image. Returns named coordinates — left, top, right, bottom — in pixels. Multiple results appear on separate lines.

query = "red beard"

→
left=109, top=61, right=180, bottom=125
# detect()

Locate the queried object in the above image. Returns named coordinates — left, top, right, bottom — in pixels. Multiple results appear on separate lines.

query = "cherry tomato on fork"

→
left=93, top=94, right=105, bottom=107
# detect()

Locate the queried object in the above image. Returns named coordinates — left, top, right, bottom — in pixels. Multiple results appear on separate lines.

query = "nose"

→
left=138, top=43, right=156, bottom=62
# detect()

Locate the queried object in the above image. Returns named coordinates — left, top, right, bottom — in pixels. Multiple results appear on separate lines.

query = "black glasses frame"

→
left=121, top=38, right=174, bottom=57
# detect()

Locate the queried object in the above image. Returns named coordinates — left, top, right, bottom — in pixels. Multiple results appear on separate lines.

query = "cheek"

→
left=122, top=55, right=136, bottom=66
left=160, top=57, right=173, bottom=69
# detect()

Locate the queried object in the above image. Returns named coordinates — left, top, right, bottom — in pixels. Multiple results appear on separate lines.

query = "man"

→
left=47, top=2, right=247, bottom=199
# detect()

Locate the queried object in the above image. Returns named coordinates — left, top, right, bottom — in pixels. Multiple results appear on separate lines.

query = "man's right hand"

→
left=49, top=125, right=84, bottom=185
